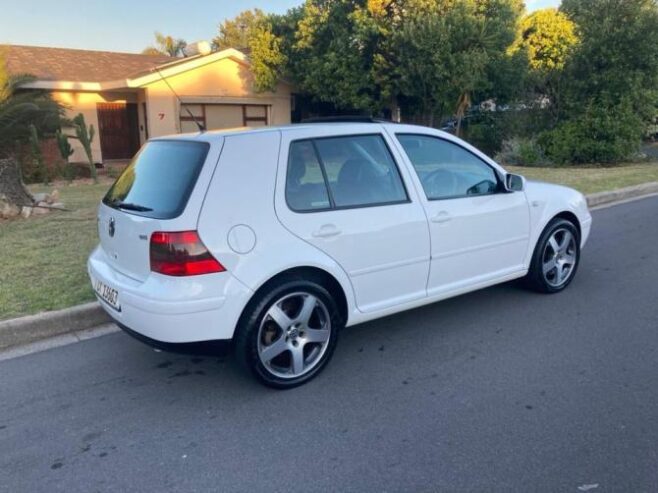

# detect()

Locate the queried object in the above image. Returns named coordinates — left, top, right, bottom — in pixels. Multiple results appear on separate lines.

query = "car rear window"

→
left=103, top=140, right=210, bottom=219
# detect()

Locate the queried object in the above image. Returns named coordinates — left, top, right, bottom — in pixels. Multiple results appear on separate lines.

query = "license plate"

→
left=92, top=276, right=120, bottom=310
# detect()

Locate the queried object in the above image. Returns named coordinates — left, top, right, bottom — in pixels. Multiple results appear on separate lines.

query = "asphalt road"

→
left=1, top=196, right=657, bottom=493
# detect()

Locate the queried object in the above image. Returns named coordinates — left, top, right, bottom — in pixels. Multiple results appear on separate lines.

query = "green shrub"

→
left=494, top=137, right=549, bottom=166
left=540, top=103, right=644, bottom=164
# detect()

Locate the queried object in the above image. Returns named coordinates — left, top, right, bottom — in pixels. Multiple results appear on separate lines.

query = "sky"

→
left=0, top=0, right=560, bottom=54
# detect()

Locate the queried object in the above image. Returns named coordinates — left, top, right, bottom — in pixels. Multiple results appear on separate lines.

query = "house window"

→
left=180, top=103, right=268, bottom=132
left=180, top=104, right=207, bottom=133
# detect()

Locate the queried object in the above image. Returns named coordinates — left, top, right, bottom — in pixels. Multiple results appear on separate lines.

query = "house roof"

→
left=1, top=45, right=278, bottom=93
left=1, top=44, right=173, bottom=82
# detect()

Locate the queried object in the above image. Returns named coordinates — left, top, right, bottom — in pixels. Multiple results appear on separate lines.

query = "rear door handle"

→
left=431, top=211, right=452, bottom=224
left=312, top=224, right=341, bottom=238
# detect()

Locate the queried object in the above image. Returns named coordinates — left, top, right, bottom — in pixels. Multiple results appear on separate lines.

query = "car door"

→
left=275, top=127, right=430, bottom=313
left=392, top=132, right=530, bottom=296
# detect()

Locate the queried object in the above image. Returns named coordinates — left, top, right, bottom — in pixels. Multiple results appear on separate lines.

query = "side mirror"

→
left=505, top=173, right=525, bottom=192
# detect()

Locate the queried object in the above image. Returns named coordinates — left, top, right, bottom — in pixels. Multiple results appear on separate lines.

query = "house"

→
left=3, top=44, right=292, bottom=163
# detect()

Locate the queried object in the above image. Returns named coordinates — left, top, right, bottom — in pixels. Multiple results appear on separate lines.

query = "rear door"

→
left=98, top=139, right=214, bottom=281
left=275, top=127, right=430, bottom=313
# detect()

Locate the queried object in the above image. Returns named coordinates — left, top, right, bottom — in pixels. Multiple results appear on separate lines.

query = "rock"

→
left=50, top=202, right=65, bottom=209
left=20, top=206, right=32, bottom=219
left=32, top=192, right=48, bottom=203
left=1, top=199, right=21, bottom=219
left=32, top=205, right=50, bottom=215
left=47, top=190, right=60, bottom=204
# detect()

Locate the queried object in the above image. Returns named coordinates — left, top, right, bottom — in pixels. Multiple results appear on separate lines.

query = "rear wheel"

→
left=525, top=218, right=580, bottom=293
left=234, top=278, right=341, bottom=388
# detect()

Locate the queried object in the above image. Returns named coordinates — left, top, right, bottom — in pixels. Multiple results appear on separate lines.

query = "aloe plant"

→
left=72, top=113, right=97, bottom=183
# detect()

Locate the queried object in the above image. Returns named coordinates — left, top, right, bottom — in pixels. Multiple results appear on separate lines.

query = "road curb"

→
left=1, top=181, right=657, bottom=352
left=586, top=181, right=658, bottom=208
left=0, top=302, right=110, bottom=351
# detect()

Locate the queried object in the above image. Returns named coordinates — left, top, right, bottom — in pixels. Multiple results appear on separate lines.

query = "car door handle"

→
left=431, top=211, right=452, bottom=224
left=312, top=224, right=341, bottom=238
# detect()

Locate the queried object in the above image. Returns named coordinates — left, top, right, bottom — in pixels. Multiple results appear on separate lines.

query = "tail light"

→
left=150, top=231, right=225, bottom=276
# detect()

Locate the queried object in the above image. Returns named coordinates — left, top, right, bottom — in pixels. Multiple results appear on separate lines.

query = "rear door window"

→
left=285, top=140, right=331, bottom=212
left=103, top=140, right=209, bottom=219
left=285, top=134, right=408, bottom=211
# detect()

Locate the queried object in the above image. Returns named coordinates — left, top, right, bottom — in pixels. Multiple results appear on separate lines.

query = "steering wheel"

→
left=423, top=169, right=458, bottom=198
left=466, top=179, right=496, bottom=196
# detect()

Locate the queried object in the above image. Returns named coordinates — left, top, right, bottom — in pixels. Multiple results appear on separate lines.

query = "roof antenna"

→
left=153, top=65, right=205, bottom=132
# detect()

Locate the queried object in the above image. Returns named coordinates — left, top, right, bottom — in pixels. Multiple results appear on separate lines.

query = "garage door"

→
left=180, top=104, right=268, bottom=133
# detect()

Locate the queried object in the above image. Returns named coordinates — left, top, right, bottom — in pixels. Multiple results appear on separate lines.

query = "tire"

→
left=525, top=218, right=581, bottom=293
left=234, top=276, right=341, bottom=389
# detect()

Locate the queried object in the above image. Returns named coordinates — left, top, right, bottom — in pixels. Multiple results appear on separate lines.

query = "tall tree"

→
left=511, top=8, right=577, bottom=73
left=509, top=8, right=578, bottom=121
left=541, top=0, right=658, bottom=163
left=142, top=32, right=187, bottom=57
left=392, top=0, right=523, bottom=130
left=213, top=9, right=267, bottom=51
left=248, top=22, right=287, bottom=93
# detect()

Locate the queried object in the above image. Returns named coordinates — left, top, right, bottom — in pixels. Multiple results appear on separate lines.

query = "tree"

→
left=142, top=32, right=187, bottom=57
left=509, top=8, right=578, bottom=123
left=392, top=0, right=523, bottom=131
left=511, top=8, right=577, bottom=73
left=213, top=9, right=266, bottom=51
left=71, top=113, right=97, bottom=183
left=542, top=0, right=658, bottom=163
left=0, top=53, right=62, bottom=211
left=248, top=23, right=287, bottom=93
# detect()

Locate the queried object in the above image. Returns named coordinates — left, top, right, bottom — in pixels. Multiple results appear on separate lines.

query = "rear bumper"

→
left=117, top=322, right=232, bottom=355
left=88, top=246, right=253, bottom=343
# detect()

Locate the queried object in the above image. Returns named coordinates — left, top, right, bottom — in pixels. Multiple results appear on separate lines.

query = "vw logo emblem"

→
left=108, top=217, right=116, bottom=238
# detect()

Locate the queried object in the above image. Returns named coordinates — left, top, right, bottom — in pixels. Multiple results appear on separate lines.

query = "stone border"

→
left=586, top=181, right=658, bottom=208
left=0, top=302, right=110, bottom=350
left=1, top=181, right=658, bottom=352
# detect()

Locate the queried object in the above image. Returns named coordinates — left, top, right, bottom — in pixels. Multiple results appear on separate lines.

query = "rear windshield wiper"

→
left=110, top=200, right=153, bottom=212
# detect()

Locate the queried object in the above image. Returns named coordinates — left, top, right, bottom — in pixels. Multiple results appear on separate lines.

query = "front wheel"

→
left=525, top=218, right=580, bottom=293
left=234, top=278, right=341, bottom=389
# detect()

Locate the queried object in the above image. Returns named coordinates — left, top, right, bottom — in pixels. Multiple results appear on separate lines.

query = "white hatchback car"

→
left=89, top=120, right=592, bottom=388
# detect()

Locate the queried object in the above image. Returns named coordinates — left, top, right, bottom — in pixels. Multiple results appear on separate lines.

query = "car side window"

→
left=397, top=134, right=500, bottom=200
left=285, top=141, right=331, bottom=212
left=313, top=135, right=407, bottom=208
left=286, top=134, right=408, bottom=212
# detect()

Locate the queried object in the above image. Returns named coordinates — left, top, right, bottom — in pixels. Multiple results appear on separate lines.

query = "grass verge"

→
left=0, top=180, right=110, bottom=320
left=506, top=162, right=658, bottom=195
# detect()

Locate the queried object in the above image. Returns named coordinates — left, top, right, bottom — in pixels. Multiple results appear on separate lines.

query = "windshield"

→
left=103, top=140, right=210, bottom=219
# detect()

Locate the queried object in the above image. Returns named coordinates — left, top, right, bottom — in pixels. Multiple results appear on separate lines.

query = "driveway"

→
left=1, top=196, right=657, bottom=492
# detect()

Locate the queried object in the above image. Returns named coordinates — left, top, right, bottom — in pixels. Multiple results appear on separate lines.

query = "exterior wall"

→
left=141, top=57, right=292, bottom=138
left=52, top=91, right=137, bottom=162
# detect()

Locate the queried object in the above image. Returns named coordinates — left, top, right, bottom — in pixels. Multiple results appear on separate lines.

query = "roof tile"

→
left=1, top=44, right=173, bottom=82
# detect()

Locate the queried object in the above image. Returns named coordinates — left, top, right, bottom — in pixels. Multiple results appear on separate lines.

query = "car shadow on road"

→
left=122, top=279, right=541, bottom=400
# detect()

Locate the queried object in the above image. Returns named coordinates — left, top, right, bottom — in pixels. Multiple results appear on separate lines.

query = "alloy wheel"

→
left=542, top=228, right=578, bottom=287
left=257, top=292, right=332, bottom=379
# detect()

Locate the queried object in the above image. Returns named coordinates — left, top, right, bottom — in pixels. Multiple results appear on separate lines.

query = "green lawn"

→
left=0, top=180, right=111, bottom=320
left=507, top=162, right=658, bottom=195
left=1, top=162, right=657, bottom=321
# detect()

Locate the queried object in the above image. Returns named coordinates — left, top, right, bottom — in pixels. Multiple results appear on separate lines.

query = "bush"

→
left=540, top=103, right=645, bottom=164
left=494, top=137, right=549, bottom=166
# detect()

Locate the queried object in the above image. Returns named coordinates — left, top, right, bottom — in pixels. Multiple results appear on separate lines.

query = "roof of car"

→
left=152, top=122, right=428, bottom=143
